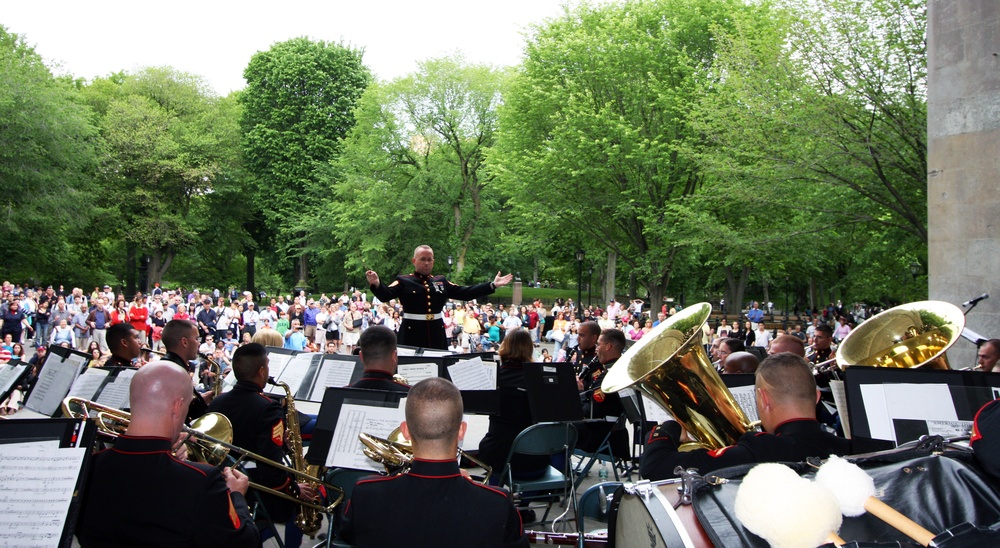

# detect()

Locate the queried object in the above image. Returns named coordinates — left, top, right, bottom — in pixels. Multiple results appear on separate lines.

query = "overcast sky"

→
left=3, top=0, right=576, bottom=95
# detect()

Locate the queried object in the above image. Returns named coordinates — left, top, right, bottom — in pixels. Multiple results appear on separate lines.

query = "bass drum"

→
left=607, top=480, right=712, bottom=548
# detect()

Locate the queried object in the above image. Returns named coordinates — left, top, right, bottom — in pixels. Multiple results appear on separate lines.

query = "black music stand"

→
left=0, top=358, right=31, bottom=404
left=522, top=362, right=584, bottom=422
left=305, top=387, right=405, bottom=469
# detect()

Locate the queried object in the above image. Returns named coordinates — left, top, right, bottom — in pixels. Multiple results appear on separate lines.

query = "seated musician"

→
left=640, top=352, right=852, bottom=480
left=76, top=361, right=259, bottom=546
left=101, top=322, right=142, bottom=369
left=972, top=398, right=1000, bottom=484
left=207, top=343, right=318, bottom=548
left=348, top=325, right=409, bottom=393
left=575, top=328, right=630, bottom=458
left=722, top=351, right=759, bottom=374
left=976, top=339, right=1000, bottom=373
left=478, top=328, right=548, bottom=483
left=341, top=378, right=528, bottom=547
left=160, top=319, right=213, bottom=420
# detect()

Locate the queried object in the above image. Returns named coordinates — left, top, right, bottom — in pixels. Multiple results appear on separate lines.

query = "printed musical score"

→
left=325, top=403, right=405, bottom=471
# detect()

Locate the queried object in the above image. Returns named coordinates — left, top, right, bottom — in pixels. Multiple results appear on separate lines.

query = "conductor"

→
left=366, top=245, right=513, bottom=350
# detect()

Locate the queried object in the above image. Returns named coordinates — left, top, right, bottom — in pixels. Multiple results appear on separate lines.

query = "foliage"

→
left=0, top=26, right=99, bottom=282
left=240, top=37, right=370, bottom=285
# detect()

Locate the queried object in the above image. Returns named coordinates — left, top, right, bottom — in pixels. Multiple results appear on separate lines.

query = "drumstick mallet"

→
left=735, top=463, right=845, bottom=548
left=815, top=456, right=937, bottom=547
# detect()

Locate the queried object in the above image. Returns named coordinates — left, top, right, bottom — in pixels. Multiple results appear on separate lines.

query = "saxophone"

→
left=269, top=377, right=323, bottom=537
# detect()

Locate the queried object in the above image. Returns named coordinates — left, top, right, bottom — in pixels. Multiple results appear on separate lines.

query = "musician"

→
left=348, top=325, right=409, bottom=393
left=567, top=320, right=601, bottom=382
left=341, top=377, right=528, bottom=547
left=810, top=324, right=836, bottom=365
left=768, top=334, right=806, bottom=356
left=575, top=328, right=629, bottom=456
left=971, top=398, right=1000, bottom=483
left=76, top=361, right=259, bottom=547
left=640, top=353, right=851, bottom=480
left=976, top=339, right=1000, bottom=372
left=365, top=245, right=513, bottom=350
left=722, top=351, right=759, bottom=374
left=160, top=319, right=212, bottom=420
left=207, top=343, right=318, bottom=548
left=716, top=338, right=745, bottom=372
left=102, top=322, right=141, bottom=369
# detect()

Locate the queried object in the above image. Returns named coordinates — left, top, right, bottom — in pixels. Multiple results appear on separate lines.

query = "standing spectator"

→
left=242, top=302, right=260, bottom=338
left=33, top=301, right=51, bottom=348
left=283, top=320, right=308, bottom=351
left=128, top=296, right=149, bottom=347
left=342, top=303, right=363, bottom=354
left=747, top=301, right=764, bottom=328
left=72, top=305, right=91, bottom=350
left=833, top=316, right=852, bottom=343
left=753, top=323, right=773, bottom=348
left=0, top=301, right=29, bottom=345
left=195, top=300, right=217, bottom=342
left=303, top=300, right=319, bottom=345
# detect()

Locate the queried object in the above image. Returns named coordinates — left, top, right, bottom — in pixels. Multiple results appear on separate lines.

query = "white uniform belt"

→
left=403, top=312, right=443, bottom=321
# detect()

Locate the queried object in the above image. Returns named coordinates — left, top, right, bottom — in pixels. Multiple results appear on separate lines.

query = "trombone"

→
left=61, top=396, right=344, bottom=514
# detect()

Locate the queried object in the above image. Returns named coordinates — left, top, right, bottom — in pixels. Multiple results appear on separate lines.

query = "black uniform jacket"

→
left=161, top=351, right=209, bottom=421
left=76, top=435, right=258, bottom=547
left=640, top=418, right=852, bottom=480
left=340, top=458, right=528, bottom=547
left=208, top=380, right=296, bottom=521
left=972, top=399, right=1000, bottom=483
left=349, top=370, right=410, bottom=393
left=370, top=273, right=494, bottom=350
left=477, top=361, right=549, bottom=475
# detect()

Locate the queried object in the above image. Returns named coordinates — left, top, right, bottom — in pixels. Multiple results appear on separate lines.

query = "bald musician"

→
left=640, top=353, right=851, bottom=480
left=341, top=378, right=528, bottom=547
left=977, top=339, right=1000, bottom=373
left=723, top=351, right=759, bottom=374
left=76, top=362, right=258, bottom=546
left=769, top=334, right=806, bottom=357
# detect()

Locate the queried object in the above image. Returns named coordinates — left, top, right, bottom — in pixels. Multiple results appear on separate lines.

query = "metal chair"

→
left=572, top=414, right=631, bottom=488
left=322, top=468, right=377, bottom=547
left=576, top=481, right=623, bottom=544
left=499, top=422, right=579, bottom=525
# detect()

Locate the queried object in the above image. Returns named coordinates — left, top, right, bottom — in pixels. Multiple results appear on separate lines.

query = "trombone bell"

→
left=601, top=302, right=754, bottom=451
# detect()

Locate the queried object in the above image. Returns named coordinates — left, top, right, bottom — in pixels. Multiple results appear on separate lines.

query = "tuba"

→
left=835, top=301, right=965, bottom=371
left=601, top=302, right=755, bottom=451
left=268, top=377, right=323, bottom=537
left=359, top=427, right=493, bottom=484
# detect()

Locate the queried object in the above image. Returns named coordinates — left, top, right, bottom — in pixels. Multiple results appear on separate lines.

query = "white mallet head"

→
left=736, top=463, right=843, bottom=548
left=815, top=455, right=875, bottom=517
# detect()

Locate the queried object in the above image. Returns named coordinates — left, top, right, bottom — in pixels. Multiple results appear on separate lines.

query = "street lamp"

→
left=909, top=262, right=920, bottom=281
left=576, top=249, right=585, bottom=317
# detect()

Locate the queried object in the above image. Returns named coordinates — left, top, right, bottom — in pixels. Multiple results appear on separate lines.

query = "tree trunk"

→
left=628, top=272, right=637, bottom=301
left=762, top=278, right=770, bottom=312
left=245, top=246, right=256, bottom=295
left=125, top=243, right=136, bottom=296
left=725, top=265, right=750, bottom=321
left=808, top=277, right=816, bottom=312
left=532, top=256, right=539, bottom=285
left=296, top=254, right=309, bottom=288
left=604, top=251, right=617, bottom=304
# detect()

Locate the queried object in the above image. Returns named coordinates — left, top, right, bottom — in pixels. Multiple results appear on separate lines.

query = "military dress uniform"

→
left=161, top=351, right=210, bottom=421
left=76, top=436, right=259, bottom=547
left=208, top=380, right=299, bottom=522
left=340, top=458, right=528, bottom=547
left=575, top=362, right=628, bottom=455
left=639, top=418, right=852, bottom=480
left=371, top=274, right=495, bottom=350
left=348, top=370, right=410, bottom=393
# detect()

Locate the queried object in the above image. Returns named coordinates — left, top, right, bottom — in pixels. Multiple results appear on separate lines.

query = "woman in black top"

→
left=477, top=328, right=549, bottom=485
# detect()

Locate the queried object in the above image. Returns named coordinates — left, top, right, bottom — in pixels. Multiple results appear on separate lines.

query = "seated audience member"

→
left=341, top=378, right=528, bottom=547
left=640, top=352, right=851, bottom=480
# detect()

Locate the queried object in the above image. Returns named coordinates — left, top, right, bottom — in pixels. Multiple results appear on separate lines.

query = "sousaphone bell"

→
left=602, top=302, right=755, bottom=451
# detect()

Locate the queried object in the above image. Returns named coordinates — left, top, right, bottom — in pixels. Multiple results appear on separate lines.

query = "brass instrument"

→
left=602, top=302, right=756, bottom=451
left=61, top=396, right=344, bottom=514
left=199, top=352, right=224, bottom=397
left=268, top=377, right=322, bottom=537
left=835, top=301, right=965, bottom=371
left=141, top=346, right=166, bottom=357
left=359, top=427, right=493, bottom=484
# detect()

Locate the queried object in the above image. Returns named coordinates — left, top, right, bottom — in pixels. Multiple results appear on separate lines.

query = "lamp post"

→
left=447, top=255, right=453, bottom=274
left=576, top=249, right=585, bottom=318
left=909, top=262, right=920, bottom=281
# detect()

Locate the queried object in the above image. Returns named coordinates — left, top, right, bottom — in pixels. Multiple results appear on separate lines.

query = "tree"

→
left=240, top=37, right=370, bottom=288
left=493, top=0, right=759, bottom=305
left=316, top=56, right=509, bottom=281
left=0, top=26, right=98, bottom=281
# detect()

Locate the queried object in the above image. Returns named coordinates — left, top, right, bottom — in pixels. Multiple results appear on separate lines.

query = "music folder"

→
left=305, top=387, right=405, bottom=470
left=522, top=362, right=584, bottom=422
left=0, top=417, right=96, bottom=547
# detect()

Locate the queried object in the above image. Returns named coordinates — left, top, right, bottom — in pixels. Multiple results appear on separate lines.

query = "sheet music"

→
left=0, top=362, right=28, bottom=396
left=27, top=354, right=85, bottom=416
left=275, top=356, right=312, bottom=397
left=728, top=385, right=760, bottom=424
left=830, top=380, right=851, bottom=439
left=421, top=349, right=451, bottom=357
left=308, top=359, right=358, bottom=401
left=483, top=362, right=497, bottom=389
left=447, top=357, right=494, bottom=391
left=396, top=346, right=418, bottom=357
left=264, top=352, right=297, bottom=396
left=0, top=440, right=88, bottom=547
left=396, top=362, right=437, bottom=385
left=325, top=402, right=405, bottom=471
left=66, top=368, right=108, bottom=402
left=95, top=369, right=136, bottom=410
left=641, top=394, right=673, bottom=423
left=221, top=370, right=238, bottom=393
left=861, top=383, right=958, bottom=442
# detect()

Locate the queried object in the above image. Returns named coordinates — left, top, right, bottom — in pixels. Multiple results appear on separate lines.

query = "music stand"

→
left=305, top=387, right=405, bottom=470
left=522, top=362, right=584, bottom=422
left=0, top=358, right=31, bottom=404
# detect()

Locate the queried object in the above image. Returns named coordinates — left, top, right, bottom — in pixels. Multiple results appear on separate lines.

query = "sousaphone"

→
left=835, top=300, right=965, bottom=370
left=602, top=302, right=755, bottom=451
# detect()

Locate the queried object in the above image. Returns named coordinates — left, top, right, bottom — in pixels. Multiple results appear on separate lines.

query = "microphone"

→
left=962, top=293, right=989, bottom=307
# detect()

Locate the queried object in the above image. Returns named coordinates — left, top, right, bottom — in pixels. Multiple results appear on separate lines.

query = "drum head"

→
left=610, top=486, right=697, bottom=548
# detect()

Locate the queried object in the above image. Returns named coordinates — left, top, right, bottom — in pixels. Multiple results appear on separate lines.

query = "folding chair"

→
left=576, top=480, right=623, bottom=543
left=499, top=422, right=579, bottom=526
left=322, top=468, right=377, bottom=547
left=572, top=414, right=630, bottom=488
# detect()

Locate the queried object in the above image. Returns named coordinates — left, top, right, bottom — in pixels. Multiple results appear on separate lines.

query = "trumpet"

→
left=141, top=346, right=166, bottom=356
left=359, top=428, right=492, bottom=484
left=62, top=396, right=344, bottom=514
